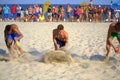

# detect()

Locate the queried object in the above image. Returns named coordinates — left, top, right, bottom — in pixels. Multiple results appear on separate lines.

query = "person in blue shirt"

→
left=3, top=4, right=10, bottom=21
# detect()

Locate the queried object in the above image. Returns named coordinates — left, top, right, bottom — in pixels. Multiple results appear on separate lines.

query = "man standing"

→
left=53, top=24, right=68, bottom=50
left=0, top=6, right=2, bottom=21
left=3, top=4, right=10, bottom=21
left=11, top=5, right=17, bottom=20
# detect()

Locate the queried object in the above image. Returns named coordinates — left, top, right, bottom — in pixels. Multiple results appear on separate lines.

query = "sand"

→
left=0, top=22, right=120, bottom=80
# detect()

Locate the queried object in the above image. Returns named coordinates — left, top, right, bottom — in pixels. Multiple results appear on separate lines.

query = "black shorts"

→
left=0, top=12, right=2, bottom=15
left=17, top=13, right=21, bottom=17
left=56, top=38, right=66, bottom=47
left=0, top=12, right=2, bottom=18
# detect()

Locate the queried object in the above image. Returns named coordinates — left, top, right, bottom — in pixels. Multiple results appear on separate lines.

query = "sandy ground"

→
left=0, top=22, right=120, bottom=80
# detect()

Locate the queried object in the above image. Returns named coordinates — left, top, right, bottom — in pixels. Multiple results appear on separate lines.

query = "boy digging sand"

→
left=4, top=24, right=24, bottom=58
left=105, top=22, right=120, bottom=61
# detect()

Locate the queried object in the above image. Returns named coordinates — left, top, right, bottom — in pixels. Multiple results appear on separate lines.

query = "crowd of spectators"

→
left=0, top=3, right=120, bottom=22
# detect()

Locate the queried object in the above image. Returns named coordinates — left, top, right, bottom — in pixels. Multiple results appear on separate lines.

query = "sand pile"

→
left=44, top=50, right=73, bottom=63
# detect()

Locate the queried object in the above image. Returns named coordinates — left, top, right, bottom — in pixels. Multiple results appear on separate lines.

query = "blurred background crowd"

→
left=0, top=0, right=120, bottom=22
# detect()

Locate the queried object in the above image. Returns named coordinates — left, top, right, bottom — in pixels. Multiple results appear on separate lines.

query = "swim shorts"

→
left=110, top=32, right=120, bottom=39
left=56, top=38, right=66, bottom=47
left=7, top=33, right=20, bottom=41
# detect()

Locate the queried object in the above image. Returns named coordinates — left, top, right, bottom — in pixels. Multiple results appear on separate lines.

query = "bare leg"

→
left=13, top=44, right=24, bottom=56
left=18, top=47, right=24, bottom=55
left=105, top=42, right=111, bottom=61
left=7, top=41, right=16, bottom=58
left=9, top=48, right=16, bottom=58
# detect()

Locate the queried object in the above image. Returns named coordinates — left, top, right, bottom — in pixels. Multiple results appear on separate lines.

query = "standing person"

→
left=88, top=4, right=94, bottom=22
left=28, top=5, right=33, bottom=17
left=34, top=4, right=40, bottom=18
left=0, top=6, right=2, bottom=21
left=97, top=5, right=102, bottom=22
left=107, top=9, right=111, bottom=22
left=93, top=6, right=97, bottom=22
left=66, top=4, right=73, bottom=21
left=59, top=6, right=65, bottom=21
left=47, top=5, right=52, bottom=21
left=3, top=4, right=10, bottom=21
left=110, top=7, right=114, bottom=21
left=39, top=5, right=43, bottom=14
left=11, top=5, right=17, bottom=20
left=105, top=22, right=120, bottom=61
left=16, top=4, right=22, bottom=21
left=102, top=6, right=108, bottom=22
left=54, top=5, right=59, bottom=21
left=4, top=24, right=24, bottom=58
left=118, top=14, right=120, bottom=22
left=53, top=24, right=68, bottom=50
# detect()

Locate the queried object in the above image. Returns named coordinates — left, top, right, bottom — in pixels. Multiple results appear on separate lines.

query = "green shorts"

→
left=110, top=32, right=120, bottom=39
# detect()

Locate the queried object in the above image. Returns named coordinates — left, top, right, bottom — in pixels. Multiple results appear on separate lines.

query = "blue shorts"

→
left=7, top=33, right=20, bottom=41
left=56, top=38, right=66, bottom=47
left=12, top=13, right=17, bottom=18
left=66, top=12, right=72, bottom=18
left=4, top=13, right=9, bottom=18
left=34, top=12, right=39, bottom=18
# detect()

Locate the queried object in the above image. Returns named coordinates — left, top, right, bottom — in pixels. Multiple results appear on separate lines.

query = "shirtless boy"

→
left=4, top=24, right=24, bottom=57
left=53, top=24, right=68, bottom=50
left=105, top=22, right=120, bottom=61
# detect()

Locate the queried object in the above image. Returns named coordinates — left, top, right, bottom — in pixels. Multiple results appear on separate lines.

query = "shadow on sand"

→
left=28, top=49, right=47, bottom=62
left=90, top=54, right=116, bottom=61
left=71, top=53, right=116, bottom=61
left=0, top=49, right=8, bottom=57
left=0, top=49, right=10, bottom=61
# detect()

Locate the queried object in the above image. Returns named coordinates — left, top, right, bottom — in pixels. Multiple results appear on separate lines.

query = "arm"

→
left=53, top=29, right=59, bottom=50
left=14, top=27, right=23, bottom=40
left=53, top=30, right=57, bottom=45
left=4, top=31, right=6, bottom=41
left=4, top=31, right=7, bottom=44
left=65, top=32, right=68, bottom=48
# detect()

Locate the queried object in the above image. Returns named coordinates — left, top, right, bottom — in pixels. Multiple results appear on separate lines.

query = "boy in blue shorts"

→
left=3, top=4, right=10, bottom=21
left=4, top=24, right=24, bottom=57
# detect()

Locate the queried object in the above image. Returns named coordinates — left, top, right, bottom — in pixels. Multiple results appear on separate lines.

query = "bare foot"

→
left=103, top=56, right=109, bottom=63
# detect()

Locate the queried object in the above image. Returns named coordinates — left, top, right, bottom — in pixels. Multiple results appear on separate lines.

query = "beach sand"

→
left=0, top=22, right=120, bottom=80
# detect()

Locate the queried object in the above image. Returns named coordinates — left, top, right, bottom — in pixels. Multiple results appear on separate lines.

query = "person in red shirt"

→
left=11, top=5, right=17, bottom=20
left=97, top=5, right=102, bottom=22
left=0, top=6, right=2, bottom=21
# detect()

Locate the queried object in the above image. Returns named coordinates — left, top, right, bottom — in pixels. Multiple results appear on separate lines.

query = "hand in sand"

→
left=115, top=47, right=120, bottom=54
